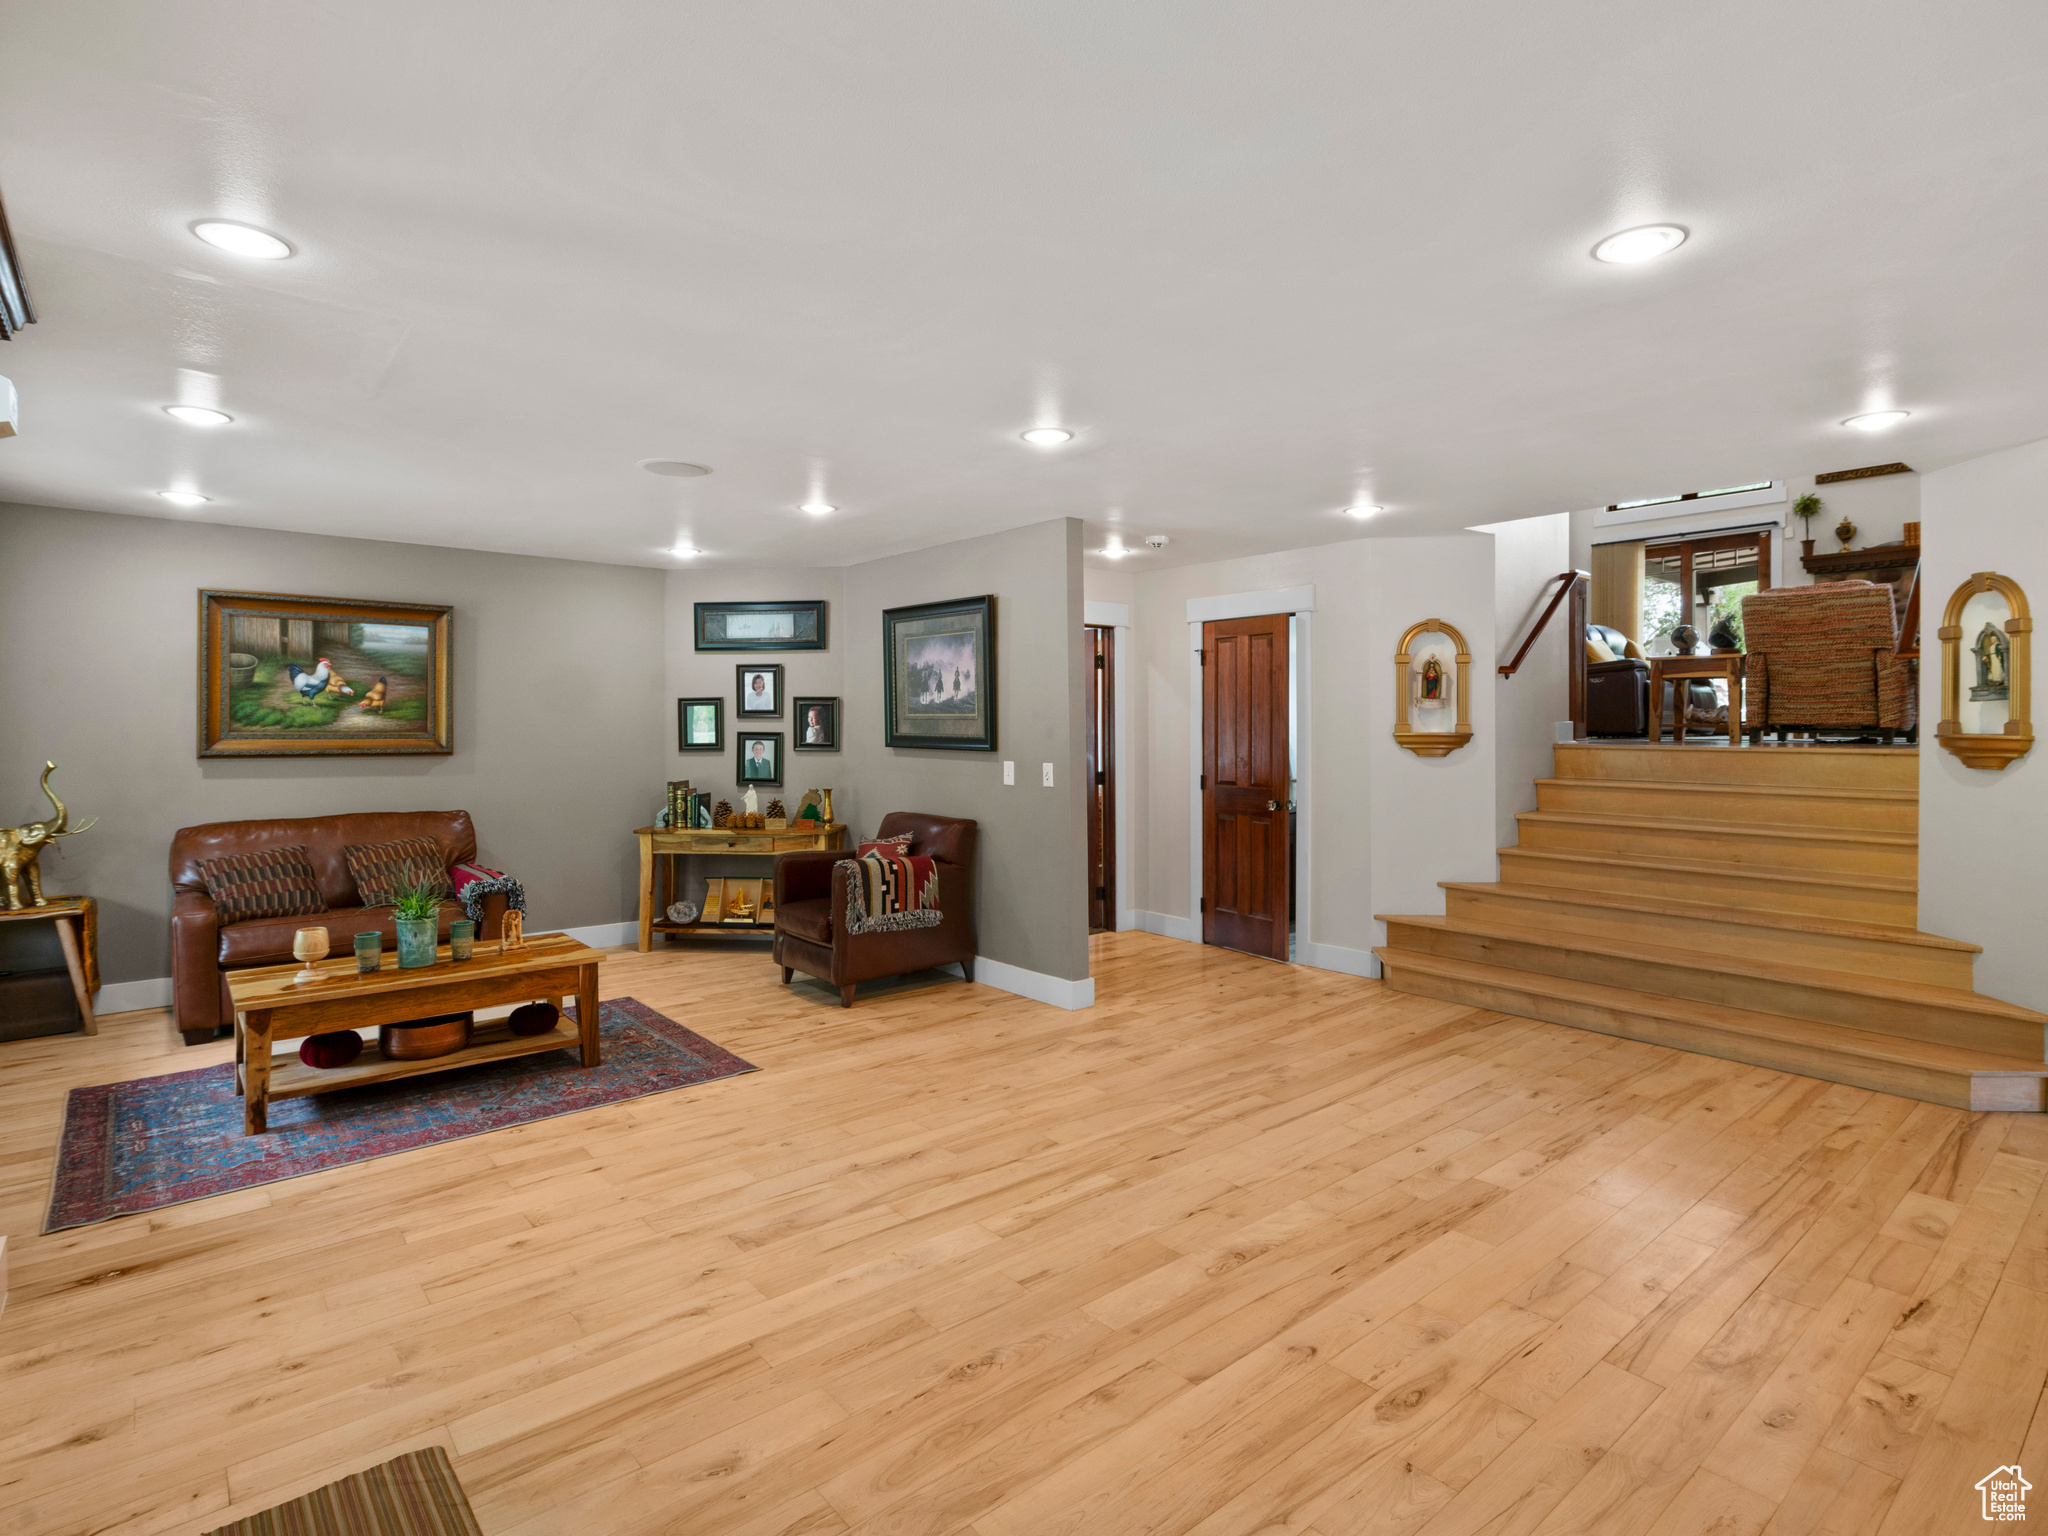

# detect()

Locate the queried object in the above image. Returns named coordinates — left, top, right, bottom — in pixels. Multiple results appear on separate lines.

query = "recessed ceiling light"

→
left=191, top=220, right=293, bottom=259
left=164, top=405, right=232, bottom=427
left=1591, top=224, right=1688, bottom=264
left=1843, top=410, right=1911, bottom=432
left=158, top=490, right=210, bottom=507
left=669, top=544, right=700, bottom=558
left=1020, top=427, right=1073, bottom=446
left=1099, top=544, right=1130, bottom=559
left=639, top=459, right=712, bottom=477
left=1344, top=504, right=1383, bottom=519
left=800, top=501, right=836, bottom=515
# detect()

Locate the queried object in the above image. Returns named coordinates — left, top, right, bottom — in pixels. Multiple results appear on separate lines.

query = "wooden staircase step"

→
left=1552, top=741, right=1917, bottom=791
left=1379, top=914, right=2047, bottom=1058
left=1533, top=777, right=1917, bottom=833
left=1372, top=946, right=2048, bottom=1112
left=1497, top=847, right=1916, bottom=927
left=1515, top=810, right=1916, bottom=878
left=1439, top=881, right=1977, bottom=988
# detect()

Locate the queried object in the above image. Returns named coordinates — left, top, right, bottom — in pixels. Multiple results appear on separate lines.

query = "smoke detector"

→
left=1144, top=534, right=1169, bottom=550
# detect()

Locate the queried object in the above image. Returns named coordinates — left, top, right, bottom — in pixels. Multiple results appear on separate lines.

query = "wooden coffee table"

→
left=227, top=932, right=603, bottom=1134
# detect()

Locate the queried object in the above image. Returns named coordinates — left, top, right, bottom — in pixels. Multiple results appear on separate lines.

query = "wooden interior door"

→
left=1085, top=625, right=1114, bottom=932
left=1202, top=614, right=1290, bottom=960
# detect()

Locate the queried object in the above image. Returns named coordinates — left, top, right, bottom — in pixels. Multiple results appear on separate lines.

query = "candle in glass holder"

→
left=354, top=931, right=383, bottom=974
left=449, top=920, right=475, bottom=961
left=291, top=927, right=331, bottom=984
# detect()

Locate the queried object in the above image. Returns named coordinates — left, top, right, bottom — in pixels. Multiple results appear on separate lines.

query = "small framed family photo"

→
left=794, top=696, right=838, bottom=750
left=737, top=731, right=784, bottom=786
left=677, top=697, right=723, bottom=751
left=736, top=664, right=782, bottom=718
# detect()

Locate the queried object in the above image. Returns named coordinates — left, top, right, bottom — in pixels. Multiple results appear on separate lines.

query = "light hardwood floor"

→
left=4, top=932, right=2046, bottom=1536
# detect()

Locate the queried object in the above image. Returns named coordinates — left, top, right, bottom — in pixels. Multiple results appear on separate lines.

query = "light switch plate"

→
left=1003, top=760, right=1015, bottom=785
left=1042, top=762, right=1055, bottom=787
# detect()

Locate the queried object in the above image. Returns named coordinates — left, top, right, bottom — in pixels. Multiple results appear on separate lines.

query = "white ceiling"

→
left=2, top=2, right=2046, bottom=572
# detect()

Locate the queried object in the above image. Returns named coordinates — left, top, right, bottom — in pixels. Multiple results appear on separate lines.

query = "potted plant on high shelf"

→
left=392, top=881, right=442, bottom=970
left=1791, top=492, right=1823, bottom=558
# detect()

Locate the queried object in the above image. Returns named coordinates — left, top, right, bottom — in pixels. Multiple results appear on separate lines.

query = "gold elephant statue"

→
left=2, top=761, right=97, bottom=911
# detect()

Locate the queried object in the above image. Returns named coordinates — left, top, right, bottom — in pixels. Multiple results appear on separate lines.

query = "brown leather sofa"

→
left=1585, top=622, right=1651, bottom=736
left=170, top=809, right=508, bottom=1044
left=772, top=811, right=977, bottom=1007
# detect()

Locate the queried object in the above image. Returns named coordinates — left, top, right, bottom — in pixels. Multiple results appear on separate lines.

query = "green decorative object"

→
left=392, top=881, right=441, bottom=969
left=1791, top=492, right=1822, bottom=541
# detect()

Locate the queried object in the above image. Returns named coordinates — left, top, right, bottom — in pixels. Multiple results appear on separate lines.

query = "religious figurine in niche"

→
left=1971, top=621, right=2011, bottom=702
left=1412, top=652, right=1453, bottom=711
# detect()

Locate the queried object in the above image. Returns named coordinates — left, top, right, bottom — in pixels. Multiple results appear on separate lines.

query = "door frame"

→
left=1084, top=620, right=1117, bottom=932
left=1084, top=601, right=1134, bottom=930
left=1186, top=585, right=1315, bottom=962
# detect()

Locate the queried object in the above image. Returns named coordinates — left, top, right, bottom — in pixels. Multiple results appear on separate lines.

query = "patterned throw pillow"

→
left=196, top=845, right=325, bottom=926
left=857, top=834, right=914, bottom=858
left=344, top=837, right=454, bottom=908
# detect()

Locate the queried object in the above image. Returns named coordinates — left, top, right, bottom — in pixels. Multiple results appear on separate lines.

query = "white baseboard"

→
left=1295, top=940, right=1381, bottom=979
left=974, top=956, right=1095, bottom=1010
left=1131, top=909, right=1200, bottom=942
left=97, top=976, right=173, bottom=1014
left=544, top=920, right=641, bottom=949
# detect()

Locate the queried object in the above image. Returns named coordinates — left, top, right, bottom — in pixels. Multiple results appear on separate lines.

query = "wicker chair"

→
left=1740, top=581, right=1916, bottom=744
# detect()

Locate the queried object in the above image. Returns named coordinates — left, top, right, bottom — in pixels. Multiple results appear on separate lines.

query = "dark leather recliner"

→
left=170, top=810, right=508, bottom=1044
left=1586, top=622, right=1651, bottom=736
left=773, top=811, right=978, bottom=1007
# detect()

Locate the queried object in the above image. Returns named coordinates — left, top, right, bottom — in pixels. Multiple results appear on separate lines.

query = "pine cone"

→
left=713, top=800, right=733, bottom=827
left=766, top=799, right=785, bottom=820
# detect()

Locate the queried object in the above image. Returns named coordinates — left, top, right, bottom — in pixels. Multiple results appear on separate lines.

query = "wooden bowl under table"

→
left=379, top=1012, right=474, bottom=1060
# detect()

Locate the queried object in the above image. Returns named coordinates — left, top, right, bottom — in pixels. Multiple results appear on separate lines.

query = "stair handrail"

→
left=1498, top=570, right=1589, bottom=677
left=1894, top=560, right=1921, bottom=661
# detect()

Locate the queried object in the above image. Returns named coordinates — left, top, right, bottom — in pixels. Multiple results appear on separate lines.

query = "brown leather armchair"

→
left=170, top=809, right=508, bottom=1044
left=773, top=811, right=978, bottom=1007
left=1586, top=622, right=1652, bottom=736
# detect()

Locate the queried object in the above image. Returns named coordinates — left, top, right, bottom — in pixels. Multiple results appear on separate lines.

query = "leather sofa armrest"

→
left=171, top=890, right=222, bottom=1033
left=935, top=861, right=974, bottom=934
left=1587, top=657, right=1649, bottom=677
left=778, top=850, right=839, bottom=909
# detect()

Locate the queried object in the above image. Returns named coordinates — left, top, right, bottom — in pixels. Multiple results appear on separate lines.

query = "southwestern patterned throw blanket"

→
left=841, top=852, right=943, bottom=934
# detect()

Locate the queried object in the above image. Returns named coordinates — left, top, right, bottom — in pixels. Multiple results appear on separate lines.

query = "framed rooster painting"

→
left=198, top=590, right=453, bottom=757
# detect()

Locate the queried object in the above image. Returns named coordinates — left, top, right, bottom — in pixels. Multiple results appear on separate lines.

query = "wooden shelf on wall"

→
left=1800, top=541, right=1920, bottom=578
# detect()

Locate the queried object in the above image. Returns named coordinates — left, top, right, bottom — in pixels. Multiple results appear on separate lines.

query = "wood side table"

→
left=1648, top=655, right=1745, bottom=745
left=635, top=824, right=849, bottom=951
left=0, top=896, right=99, bottom=1035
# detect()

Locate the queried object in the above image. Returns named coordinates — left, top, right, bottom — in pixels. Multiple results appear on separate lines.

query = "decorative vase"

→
left=1835, top=517, right=1857, bottom=552
left=291, top=926, right=331, bottom=985
left=395, top=916, right=439, bottom=969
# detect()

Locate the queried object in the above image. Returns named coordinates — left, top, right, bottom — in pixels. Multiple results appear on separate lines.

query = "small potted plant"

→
left=1791, top=492, right=1823, bottom=554
left=391, top=880, right=442, bottom=970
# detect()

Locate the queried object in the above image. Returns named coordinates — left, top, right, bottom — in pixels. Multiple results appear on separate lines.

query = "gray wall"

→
left=657, top=519, right=1088, bottom=984
left=844, top=519, right=1089, bottom=983
left=0, top=502, right=665, bottom=984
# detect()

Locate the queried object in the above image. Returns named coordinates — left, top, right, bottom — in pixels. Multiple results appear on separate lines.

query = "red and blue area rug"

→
left=47, top=998, right=755, bottom=1233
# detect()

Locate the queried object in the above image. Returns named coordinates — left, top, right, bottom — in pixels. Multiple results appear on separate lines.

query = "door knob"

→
left=1266, top=799, right=1280, bottom=811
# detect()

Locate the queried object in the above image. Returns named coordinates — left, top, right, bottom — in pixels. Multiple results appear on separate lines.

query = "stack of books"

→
left=665, top=782, right=710, bottom=829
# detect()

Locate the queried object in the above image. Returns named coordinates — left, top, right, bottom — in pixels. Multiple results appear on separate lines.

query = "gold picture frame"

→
left=199, top=590, right=453, bottom=757
left=1393, top=618, right=1473, bottom=757
left=1936, top=571, right=2033, bottom=770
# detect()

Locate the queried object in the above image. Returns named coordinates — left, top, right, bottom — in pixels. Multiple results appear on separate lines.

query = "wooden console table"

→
left=1649, top=655, right=1745, bottom=745
left=0, top=896, right=99, bottom=1036
left=636, top=823, right=848, bottom=951
left=228, top=932, right=602, bottom=1135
